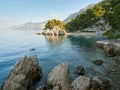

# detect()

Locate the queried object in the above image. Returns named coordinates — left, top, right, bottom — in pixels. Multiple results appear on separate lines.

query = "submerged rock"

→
left=30, top=48, right=36, bottom=51
left=2, top=56, right=42, bottom=90
left=75, top=65, right=85, bottom=75
left=93, top=60, right=104, bottom=65
left=47, top=62, right=72, bottom=90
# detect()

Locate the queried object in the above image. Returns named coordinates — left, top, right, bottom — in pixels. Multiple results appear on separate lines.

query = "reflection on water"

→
left=0, top=30, right=120, bottom=89
left=45, top=35, right=67, bottom=43
left=45, top=35, right=67, bottom=48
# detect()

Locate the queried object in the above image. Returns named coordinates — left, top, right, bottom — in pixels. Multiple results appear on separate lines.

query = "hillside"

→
left=64, top=4, right=95, bottom=22
left=65, top=0, right=120, bottom=38
left=9, top=21, right=46, bottom=31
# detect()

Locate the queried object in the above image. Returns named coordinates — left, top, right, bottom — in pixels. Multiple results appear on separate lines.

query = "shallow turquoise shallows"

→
left=0, top=30, right=120, bottom=89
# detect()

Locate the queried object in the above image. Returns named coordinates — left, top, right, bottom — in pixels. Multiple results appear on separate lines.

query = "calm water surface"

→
left=0, top=30, right=120, bottom=89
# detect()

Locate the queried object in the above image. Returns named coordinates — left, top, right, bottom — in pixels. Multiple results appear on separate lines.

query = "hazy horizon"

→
left=0, top=0, right=102, bottom=29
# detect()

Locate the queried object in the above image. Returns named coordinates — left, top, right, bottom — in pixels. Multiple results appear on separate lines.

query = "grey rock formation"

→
left=41, top=29, right=66, bottom=36
left=72, top=76, right=91, bottom=90
left=2, top=56, right=42, bottom=90
left=104, top=43, right=116, bottom=57
left=96, top=41, right=110, bottom=49
left=72, top=76, right=112, bottom=90
left=90, top=76, right=112, bottom=90
left=47, top=62, right=72, bottom=90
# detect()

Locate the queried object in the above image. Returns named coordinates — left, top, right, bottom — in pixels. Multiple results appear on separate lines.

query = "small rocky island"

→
left=2, top=56, right=112, bottom=90
left=37, top=19, right=66, bottom=36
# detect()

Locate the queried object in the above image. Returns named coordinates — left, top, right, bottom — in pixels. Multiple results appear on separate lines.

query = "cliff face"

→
left=84, top=17, right=112, bottom=32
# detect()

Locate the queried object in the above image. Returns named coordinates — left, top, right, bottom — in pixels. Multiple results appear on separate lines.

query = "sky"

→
left=0, top=0, right=102, bottom=29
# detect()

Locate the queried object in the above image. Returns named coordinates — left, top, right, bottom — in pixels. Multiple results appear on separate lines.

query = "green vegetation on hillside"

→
left=65, top=0, right=120, bottom=39
left=45, top=19, right=66, bottom=30
left=65, top=4, right=105, bottom=32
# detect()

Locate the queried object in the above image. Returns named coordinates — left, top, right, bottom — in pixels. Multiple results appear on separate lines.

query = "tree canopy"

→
left=65, top=4, right=105, bottom=32
left=45, top=19, right=66, bottom=30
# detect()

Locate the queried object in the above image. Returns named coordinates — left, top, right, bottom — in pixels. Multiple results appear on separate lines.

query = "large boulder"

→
left=47, top=62, right=72, bottom=90
left=104, top=43, right=116, bottom=57
left=2, top=56, right=42, bottom=90
left=90, top=76, right=112, bottom=90
left=72, top=76, right=91, bottom=90
left=96, top=41, right=110, bottom=49
left=72, top=76, right=112, bottom=90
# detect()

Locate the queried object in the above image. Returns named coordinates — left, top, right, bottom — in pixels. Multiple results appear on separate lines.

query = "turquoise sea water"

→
left=0, top=30, right=120, bottom=89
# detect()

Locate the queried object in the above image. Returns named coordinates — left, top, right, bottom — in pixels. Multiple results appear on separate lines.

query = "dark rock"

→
left=58, top=30, right=66, bottom=35
left=93, top=60, right=104, bottom=65
left=47, top=62, right=72, bottom=90
left=104, top=43, right=116, bottom=57
left=90, top=80, right=100, bottom=90
left=30, top=48, right=36, bottom=51
left=90, top=76, right=112, bottom=90
left=36, top=85, right=47, bottom=90
left=75, top=65, right=84, bottom=75
left=2, top=56, right=42, bottom=90
left=72, top=76, right=112, bottom=90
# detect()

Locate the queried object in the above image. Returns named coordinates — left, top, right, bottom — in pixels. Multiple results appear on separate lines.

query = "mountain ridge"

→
left=64, top=4, right=95, bottom=22
left=8, top=21, right=47, bottom=31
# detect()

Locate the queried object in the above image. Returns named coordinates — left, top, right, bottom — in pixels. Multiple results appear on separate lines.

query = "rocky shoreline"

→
left=96, top=39, right=120, bottom=60
left=37, top=29, right=66, bottom=36
left=1, top=56, right=112, bottom=90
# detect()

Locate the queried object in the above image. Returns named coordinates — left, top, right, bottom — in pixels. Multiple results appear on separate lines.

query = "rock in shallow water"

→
left=72, top=76, right=91, bottom=90
left=75, top=65, right=85, bottom=75
left=93, top=60, right=104, bottom=65
left=47, top=62, right=72, bottom=90
left=72, top=76, right=112, bottom=90
left=2, top=55, right=42, bottom=90
left=104, top=43, right=116, bottom=57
